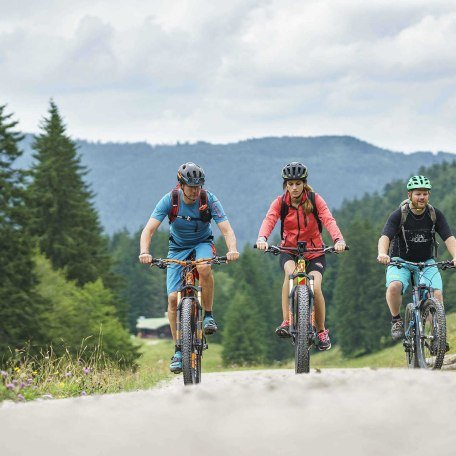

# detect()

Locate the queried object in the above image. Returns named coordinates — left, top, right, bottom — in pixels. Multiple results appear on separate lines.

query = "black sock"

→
left=204, top=311, right=213, bottom=317
left=391, top=314, right=401, bottom=322
left=175, top=345, right=180, bottom=352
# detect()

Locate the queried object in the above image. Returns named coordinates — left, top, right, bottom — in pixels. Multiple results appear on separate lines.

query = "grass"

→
left=0, top=341, right=171, bottom=403
left=3, top=312, right=456, bottom=402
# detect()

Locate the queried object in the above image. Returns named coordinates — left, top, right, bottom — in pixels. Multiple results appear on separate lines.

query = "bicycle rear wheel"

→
left=417, top=298, right=446, bottom=370
left=404, top=303, right=418, bottom=368
left=181, top=298, right=201, bottom=385
left=294, top=285, right=311, bottom=374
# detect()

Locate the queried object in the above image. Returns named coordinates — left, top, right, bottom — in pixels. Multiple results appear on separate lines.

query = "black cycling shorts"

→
left=279, top=253, right=326, bottom=275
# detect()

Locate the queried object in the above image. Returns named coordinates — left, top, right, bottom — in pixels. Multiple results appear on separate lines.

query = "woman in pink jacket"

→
left=256, top=162, right=346, bottom=350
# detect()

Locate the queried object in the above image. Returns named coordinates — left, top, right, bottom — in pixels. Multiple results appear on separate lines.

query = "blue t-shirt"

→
left=151, top=189, right=228, bottom=247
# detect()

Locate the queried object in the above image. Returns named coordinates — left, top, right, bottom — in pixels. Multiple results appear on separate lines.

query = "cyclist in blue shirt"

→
left=139, top=162, right=239, bottom=373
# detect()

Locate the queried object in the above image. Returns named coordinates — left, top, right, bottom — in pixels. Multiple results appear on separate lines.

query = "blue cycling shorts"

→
left=166, top=242, right=216, bottom=294
left=385, top=258, right=443, bottom=294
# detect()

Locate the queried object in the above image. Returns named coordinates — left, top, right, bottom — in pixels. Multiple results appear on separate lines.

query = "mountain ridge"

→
left=17, top=134, right=455, bottom=245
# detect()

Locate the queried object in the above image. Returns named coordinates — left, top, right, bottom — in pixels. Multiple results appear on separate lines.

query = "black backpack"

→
left=280, top=192, right=322, bottom=240
left=390, top=199, right=438, bottom=257
left=168, top=187, right=212, bottom=224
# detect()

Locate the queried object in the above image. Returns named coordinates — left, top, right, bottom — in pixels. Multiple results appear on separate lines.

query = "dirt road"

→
left=1, top=368, right=455, bottom=456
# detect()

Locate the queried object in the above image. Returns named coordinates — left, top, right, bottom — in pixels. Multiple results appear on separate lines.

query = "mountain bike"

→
left=388, top=259, right=454, bottom=370
left=151, top=255, right=227, bottom=385
left=256, top=241, right=348, bottom=374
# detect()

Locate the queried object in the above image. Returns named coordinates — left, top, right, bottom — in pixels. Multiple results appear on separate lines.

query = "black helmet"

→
left=281, top=162, right=308, bottom=181
left=177, top=162, right=205, bottom=186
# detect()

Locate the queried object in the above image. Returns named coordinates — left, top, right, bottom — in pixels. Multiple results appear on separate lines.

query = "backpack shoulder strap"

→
left=168, top=188, right=180, bottom=223
left=199, top=189, right=212, bottom=223
left=309, top=192, right=322, bottom=233
left=399, top=199, right=410, bottom=230
left=280, top=194, right=288, bottom=240
left=199, top=189, right=208, bottom=207
left=427, top=203, right=438, bottom=257
left=427, top=203, right=437, bottom=224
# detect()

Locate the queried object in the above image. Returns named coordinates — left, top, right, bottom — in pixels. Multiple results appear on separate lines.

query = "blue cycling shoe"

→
left=169, top=351, right=182, bottom=374
left=203, top=315, right=218, bottom=335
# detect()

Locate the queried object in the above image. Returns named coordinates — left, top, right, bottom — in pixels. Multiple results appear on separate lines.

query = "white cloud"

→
left=1, top=0, right=456, bottom=151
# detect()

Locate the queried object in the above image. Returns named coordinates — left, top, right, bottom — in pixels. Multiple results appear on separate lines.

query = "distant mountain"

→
left=17, top=135, right=455, bottom=245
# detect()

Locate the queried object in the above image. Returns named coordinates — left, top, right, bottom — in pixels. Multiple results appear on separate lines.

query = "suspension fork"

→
left=196, top=286, right=204, bottom=347
left=176, top=290, right=182, bottom=349
left=288, top=274, right=295, bottom=329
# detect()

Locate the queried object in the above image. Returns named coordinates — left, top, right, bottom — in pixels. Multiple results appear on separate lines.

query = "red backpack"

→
left=168, top=186, right=212, bottom=223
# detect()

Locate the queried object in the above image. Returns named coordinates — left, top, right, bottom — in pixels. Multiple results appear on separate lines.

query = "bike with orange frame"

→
left=151, top=255, right=227, bottom=385
left=257, top=241, right=348, bottom=373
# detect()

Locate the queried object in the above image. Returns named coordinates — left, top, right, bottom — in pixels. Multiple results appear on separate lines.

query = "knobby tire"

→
left=417, top=298, right=446, bottom=370
left=295, top=285, right=311, bottom=374
left=181, top=298, right=201, bottom=385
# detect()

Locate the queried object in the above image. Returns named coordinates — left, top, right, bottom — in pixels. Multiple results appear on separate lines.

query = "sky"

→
left=1, top=0, right=456, bottom=152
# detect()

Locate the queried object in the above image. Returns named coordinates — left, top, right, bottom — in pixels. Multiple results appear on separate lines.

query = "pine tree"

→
left=28, top=101, right=111, bottom=286
left=222, top=290, right=267, bottom=366
left=332, top=218, right=389, bottom=356
left=109, top=229, right=168, bottom=332
left=0, top=105, right=44, bottom=357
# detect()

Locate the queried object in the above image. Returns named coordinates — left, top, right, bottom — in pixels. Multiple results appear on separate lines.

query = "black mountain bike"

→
left=256, top=241, right=348, bottom=374
left=388, top=259, right=454, bottom=370
left=151, top=255, right=227, bottom=385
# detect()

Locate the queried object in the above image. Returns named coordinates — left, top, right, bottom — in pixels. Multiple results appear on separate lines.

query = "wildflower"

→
left=59, top=382, right=65, bottom=388
left=14, top=367, right=21, bottom=373
left=80, top=391, right=87, bottom=396
left=1, top=370, right=7, bottom=378
left=32, top=371, right=38, bottom=376
left=20, top=382, right=27, bottom=389
left=17, top=394, right=25, bottom=401
left=65, top=372, right=72, bottom=377
left=83, top=367, right=90, bottom=375
left=6, top=383, right=15, bottom=390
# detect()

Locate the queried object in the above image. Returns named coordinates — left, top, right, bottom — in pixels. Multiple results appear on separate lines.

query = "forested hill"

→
left=18, top=135, right=455, bottom=245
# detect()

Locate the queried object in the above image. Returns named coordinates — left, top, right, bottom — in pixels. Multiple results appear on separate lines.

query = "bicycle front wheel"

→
left=181, top=298, right=201, bottom=385
left=294, top=285, right=311, bottom=374
left=417, top=298, right=447, bottom=370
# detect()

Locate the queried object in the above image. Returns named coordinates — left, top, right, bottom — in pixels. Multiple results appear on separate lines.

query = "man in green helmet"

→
left=377, top=175, right=456, bottom=340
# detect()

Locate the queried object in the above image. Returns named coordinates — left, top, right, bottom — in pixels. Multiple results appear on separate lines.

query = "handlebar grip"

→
left=218, top=256, right=228, bottom=262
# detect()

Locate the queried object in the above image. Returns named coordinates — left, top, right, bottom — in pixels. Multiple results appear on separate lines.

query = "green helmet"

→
left=407, top=175, right=432, bottom=190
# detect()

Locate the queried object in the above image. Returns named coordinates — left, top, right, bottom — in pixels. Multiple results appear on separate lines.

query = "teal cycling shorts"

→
left=385, top=258, right=443, bottom=293
left=166, top=242, right=216, bottom=294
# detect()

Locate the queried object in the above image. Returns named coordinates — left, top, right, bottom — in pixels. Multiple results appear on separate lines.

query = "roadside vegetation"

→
left=2, top=311, right=456, bottom=402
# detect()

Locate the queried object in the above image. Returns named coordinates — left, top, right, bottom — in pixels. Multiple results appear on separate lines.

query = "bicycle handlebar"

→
left=253, top=244, right=349, bottom=256
left=150, top=256, right=228, bottom=269
left=388, top=259, right=455, bottom=271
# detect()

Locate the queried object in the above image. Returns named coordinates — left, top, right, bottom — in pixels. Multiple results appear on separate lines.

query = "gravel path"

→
left=1, top=368, right=455, bottom=456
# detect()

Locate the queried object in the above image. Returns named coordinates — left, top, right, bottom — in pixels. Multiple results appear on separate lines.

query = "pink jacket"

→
left=258, top=192, right=344, bottom=259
